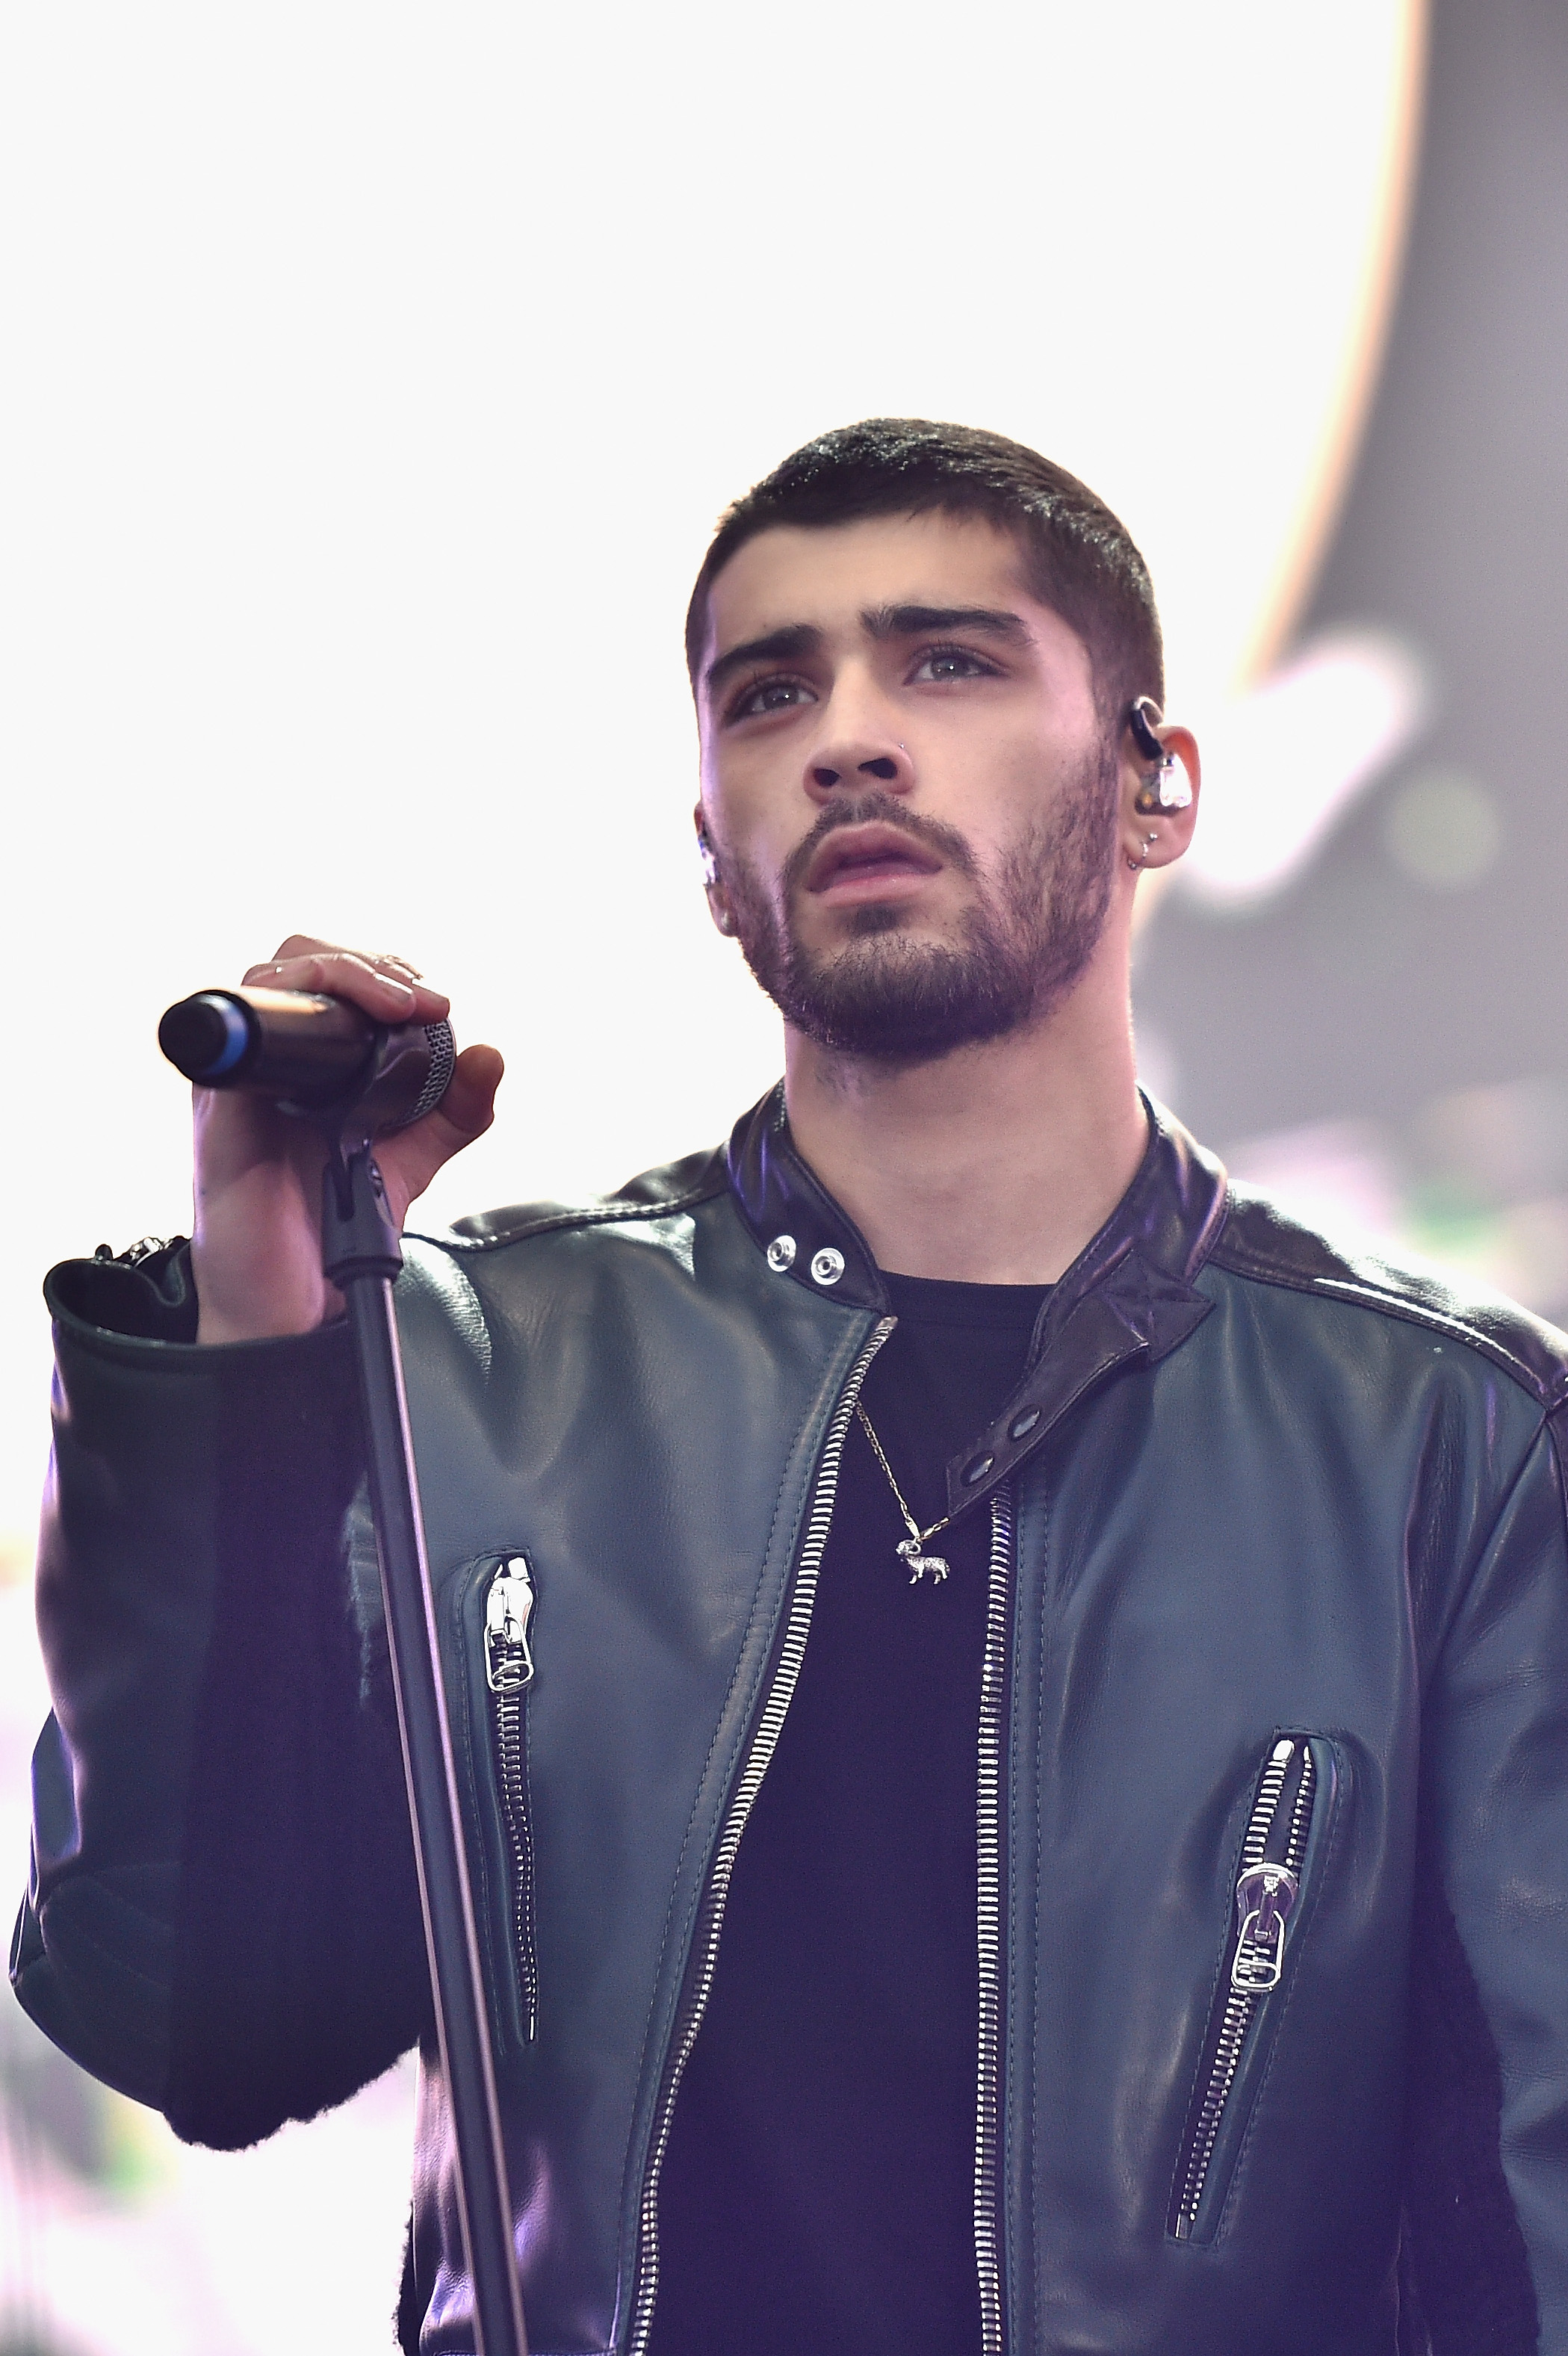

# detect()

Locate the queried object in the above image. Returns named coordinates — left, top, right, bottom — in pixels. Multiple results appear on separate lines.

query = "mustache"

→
left=781, top=793, right=979, bottom=898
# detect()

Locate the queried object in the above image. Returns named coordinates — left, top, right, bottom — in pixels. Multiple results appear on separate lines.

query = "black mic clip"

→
left=320, top=1135, right=403, bottom=1289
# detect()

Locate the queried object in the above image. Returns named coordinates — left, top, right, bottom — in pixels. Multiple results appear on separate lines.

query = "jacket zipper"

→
left=484, top=1554, right=539, bottom=2042
left=1170, top=1735, right=1318, bottom=2240
left=973, top=1484, right=1013, bottom=2356
left=624, top=1317, right=896, bottom=2356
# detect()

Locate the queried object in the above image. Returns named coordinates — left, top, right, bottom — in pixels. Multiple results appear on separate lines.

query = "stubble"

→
left=719, top=746, right=1121, bottom=1065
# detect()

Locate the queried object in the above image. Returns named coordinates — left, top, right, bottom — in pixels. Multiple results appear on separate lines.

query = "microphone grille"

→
left=394, top=1020, right=457, bottom=1130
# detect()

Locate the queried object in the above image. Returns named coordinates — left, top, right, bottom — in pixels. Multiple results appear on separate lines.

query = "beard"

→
left=719, top=745, right=1121, bottom=1064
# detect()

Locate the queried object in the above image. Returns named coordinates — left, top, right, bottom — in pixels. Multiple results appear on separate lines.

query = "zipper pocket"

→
left=1168, top=1733, right=1336, bottom=2245
left=483, top=1554, right=539, bottom=2042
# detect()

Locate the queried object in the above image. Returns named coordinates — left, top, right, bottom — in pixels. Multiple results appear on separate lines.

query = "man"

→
left=13, top=421, right=1568, bottom=2355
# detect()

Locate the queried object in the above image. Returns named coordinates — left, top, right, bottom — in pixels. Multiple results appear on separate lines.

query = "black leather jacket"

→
left=13, top=1094, right=1568, bottom=2354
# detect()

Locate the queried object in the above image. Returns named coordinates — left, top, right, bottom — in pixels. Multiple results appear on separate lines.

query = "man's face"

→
left=695, top=509, right=1124, bottom=1062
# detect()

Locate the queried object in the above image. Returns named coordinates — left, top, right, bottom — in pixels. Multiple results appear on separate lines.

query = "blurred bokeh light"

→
left=1135, top=0, right=1568, bottom=1320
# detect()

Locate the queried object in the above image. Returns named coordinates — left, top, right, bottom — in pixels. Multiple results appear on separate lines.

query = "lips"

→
left=805, top=823, right=944, bottom=897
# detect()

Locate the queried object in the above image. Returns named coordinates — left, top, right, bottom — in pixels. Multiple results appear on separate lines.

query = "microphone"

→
left=158, top=986, right=456, bottom=1133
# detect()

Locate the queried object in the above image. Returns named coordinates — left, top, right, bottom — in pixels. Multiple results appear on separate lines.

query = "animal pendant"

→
left=896, top=1536, right=950, bottom=1584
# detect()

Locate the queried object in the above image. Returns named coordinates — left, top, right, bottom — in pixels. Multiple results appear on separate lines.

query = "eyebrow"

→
left=861, top=603, right=1031, bottom=644
left=704, top=623, right=823, bottom=702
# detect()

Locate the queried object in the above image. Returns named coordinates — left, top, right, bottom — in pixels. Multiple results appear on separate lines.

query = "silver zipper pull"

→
left=1230, top=1861, right=1299, bottom=1991
left=485, top=1556, right=536, bottom=1694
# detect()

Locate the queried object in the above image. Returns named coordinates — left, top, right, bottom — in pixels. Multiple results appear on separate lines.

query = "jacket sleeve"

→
left=1410, top=1406, right=1568, bottom=2352
left=8, top=1242, right=429, bottom=2150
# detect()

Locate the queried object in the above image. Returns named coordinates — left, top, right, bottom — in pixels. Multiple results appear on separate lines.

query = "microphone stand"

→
left=321, top=1134, right=529, bottom=2356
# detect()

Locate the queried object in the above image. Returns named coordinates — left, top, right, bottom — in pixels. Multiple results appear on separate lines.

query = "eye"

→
left=908, top=645, right=1003, bottom=684
left=728, top=675, right=817, bottom=723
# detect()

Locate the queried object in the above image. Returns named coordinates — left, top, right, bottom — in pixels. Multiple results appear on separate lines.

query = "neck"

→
left=781, top=949, right=1147, bottom=1286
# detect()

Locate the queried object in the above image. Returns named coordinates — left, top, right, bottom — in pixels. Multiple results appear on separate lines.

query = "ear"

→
left=693, top=804, right=737, bottom=936
left=1118, top=721, right=1200, bottom=878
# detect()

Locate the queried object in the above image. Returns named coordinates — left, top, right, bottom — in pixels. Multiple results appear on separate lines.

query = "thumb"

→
left=435, top=1043, right=505, bottom=1147
left=379, top=1042, right=504, bottom=1216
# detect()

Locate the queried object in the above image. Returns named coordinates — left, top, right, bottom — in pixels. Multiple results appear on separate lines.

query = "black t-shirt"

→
left=648, top=1271, right=1050, bottom=2355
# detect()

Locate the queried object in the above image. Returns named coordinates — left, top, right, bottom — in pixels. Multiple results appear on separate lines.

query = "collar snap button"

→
left=810, top=1247, right=846, bottom=1286
left=1008, top=1407, right=1041, bottom=1441
left=963, top=1454, right=995, bottom=1485
left=766, top=1234, right=797, bottom=1272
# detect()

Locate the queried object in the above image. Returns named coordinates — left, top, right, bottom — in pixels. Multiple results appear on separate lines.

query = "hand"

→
left=190, top=936, right=504, bottom=1344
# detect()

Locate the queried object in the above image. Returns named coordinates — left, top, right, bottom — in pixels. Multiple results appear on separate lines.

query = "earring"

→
left=1126, top=831, right=1159, bottom=873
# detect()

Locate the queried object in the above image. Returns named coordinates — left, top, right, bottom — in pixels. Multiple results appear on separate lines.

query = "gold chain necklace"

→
left=855, top=1401, right=954, bottom=1584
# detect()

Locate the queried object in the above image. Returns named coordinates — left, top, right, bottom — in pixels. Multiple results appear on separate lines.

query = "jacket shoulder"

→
left=415, top=1141, right=731, bottom=1255
left=1209, top=1184, right=1568, bottom=1409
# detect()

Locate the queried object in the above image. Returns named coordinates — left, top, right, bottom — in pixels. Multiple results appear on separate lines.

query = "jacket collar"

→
left=726, top=1085, right=1229, bottom=1516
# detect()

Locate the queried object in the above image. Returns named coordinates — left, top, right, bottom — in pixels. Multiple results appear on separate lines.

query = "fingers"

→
left=241, top=939, right=450, bottom=1025
left=267, top=936, right=424, bottom=985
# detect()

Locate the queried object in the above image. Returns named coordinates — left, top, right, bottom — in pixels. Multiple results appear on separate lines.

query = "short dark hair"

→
left=686, top=418, right=1163, bottom=724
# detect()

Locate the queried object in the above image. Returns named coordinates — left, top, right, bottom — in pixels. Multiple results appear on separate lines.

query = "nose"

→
left=805, top=734, right=914, bottom=801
